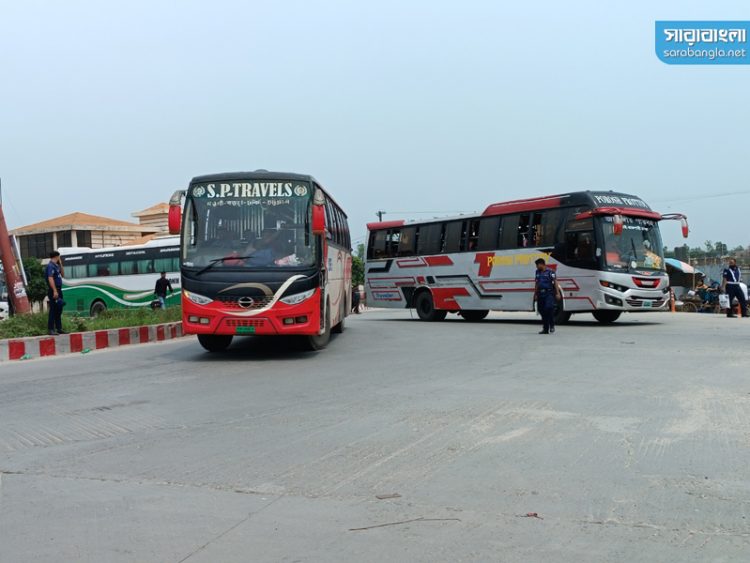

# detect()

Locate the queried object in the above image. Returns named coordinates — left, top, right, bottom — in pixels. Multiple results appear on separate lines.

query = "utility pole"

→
left=376, top=210, right=386, bottom=222
left=0, top=178, right=32, bottom=315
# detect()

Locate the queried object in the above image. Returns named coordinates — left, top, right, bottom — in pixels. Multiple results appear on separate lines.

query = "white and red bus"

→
left=365, top=191, right=688, bottom=324
left=170, top=171, right=352, bottom=351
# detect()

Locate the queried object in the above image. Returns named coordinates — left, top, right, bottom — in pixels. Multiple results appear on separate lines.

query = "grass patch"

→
left=0, top=307, right=182, bottom=339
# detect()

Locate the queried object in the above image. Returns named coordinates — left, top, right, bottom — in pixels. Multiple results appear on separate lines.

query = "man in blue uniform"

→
left=721, top=258, right=747, bottom=318
left=534, top=258, right=562, bottom=334
left=45, top=250, right=66, bottom=335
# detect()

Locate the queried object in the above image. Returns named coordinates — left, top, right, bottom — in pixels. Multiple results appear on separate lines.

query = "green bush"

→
left=0, top=306, right=182, bottom=339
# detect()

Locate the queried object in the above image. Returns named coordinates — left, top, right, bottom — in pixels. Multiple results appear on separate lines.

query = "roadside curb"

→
left=0, top=322, right=184, bottom=362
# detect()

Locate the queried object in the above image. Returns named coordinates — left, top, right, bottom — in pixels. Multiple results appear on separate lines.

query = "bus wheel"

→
left=306, top=305, right=331, bottom=350
left=460, top=310, right=489, bottom=322
left=197, top=334, right=233, bottom=352
left=90, top=300, right=107, bottom=317
left=415, top=291, right=447, bottom=322
left=332, top=300, right=345, bottom=334
left=554, top=307, right=572, bottom=325
left=593, top=310, right=621, bottom=324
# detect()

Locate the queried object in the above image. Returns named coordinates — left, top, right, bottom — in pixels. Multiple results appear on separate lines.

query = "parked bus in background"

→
left=365, top=191, right=688, bottom=324
left=169, top=171, right=352, bottom=352
left=60, top=236, right=180, bottom=316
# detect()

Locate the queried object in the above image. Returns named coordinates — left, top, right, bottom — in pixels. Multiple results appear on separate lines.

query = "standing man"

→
left=721, top=258, right=748, bottom=318
left=45, top=250, right=66, bottom=335
left=154, top=272, right=174, bottom=309
left=534, top=258, right=562, bottom=334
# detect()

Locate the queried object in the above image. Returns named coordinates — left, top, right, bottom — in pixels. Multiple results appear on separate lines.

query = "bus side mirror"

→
left=311, top=188, right=326, bottom=235
left=168, top=206, right=182, bottom=234
left=612, top=214, right=624, bottom=236
left=312, top=204, right=325, bottom=235
left=681, top=217, right=689, bottom=238
left=168, top=190, right=185, bottom=235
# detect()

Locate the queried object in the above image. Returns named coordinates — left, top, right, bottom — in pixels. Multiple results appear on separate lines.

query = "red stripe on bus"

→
left=482, top=196, right=564, bottom=216
left=367, top=220, right=406, bottom=230
left=431, top=287, right=470, bottom=309
left=424, top=256, right=454, bottom=266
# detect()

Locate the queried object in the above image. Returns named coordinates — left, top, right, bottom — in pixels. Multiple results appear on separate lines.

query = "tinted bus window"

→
left=398, top=227, right=416, bottom=256
left=385, top=229, right=401, bottom=257
left=417, top=223, right=443, bottom=254
left=500, top=215, right=519, bottom=249
left=477, top=217, right=501, bottom=251
left=368, top=230, right=386, bottom=259
left=467, top=220, right=480, bottom=251
left=444, top=221, right=463, bottom=253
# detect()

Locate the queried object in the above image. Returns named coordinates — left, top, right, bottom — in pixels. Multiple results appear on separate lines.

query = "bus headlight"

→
left=184, top=290, right=213, bottom=306
left=280, top=289, right=315, bottom=305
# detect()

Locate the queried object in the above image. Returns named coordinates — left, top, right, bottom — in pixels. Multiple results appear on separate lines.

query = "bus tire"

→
left=415, top=291, right=447, bottom=322
left=197, top=334, right=233, bottom=352
left=332, top=300, right=345, bottom=334
left=306, top=304, right=331, bottom=350
left=593, top=310, right=621, bottom=324
left=460, top=310, right=489, bottom=322
left=554, top=305, right=572, bottom=325
left=90, top=300, right=107, bottom=317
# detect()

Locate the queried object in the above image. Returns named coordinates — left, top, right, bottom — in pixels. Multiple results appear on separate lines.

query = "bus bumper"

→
left=181, top=293, right=322, bottom=337
left=595, top=287, right=670, bottom=311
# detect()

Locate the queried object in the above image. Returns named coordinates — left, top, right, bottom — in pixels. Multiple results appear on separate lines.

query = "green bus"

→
left=60, top=236, right=180, bottom=316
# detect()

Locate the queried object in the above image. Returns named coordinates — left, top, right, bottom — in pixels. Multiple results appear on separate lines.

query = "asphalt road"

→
left=1, top=310, right=749, bottom=562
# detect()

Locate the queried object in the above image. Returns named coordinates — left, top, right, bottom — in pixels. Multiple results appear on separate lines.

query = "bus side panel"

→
left=62, top=272, right=181, bottom=314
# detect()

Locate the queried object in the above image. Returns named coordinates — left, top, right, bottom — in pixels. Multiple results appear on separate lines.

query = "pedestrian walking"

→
left=721, top=258, right=748, bottom=318
left=154, top=272, right=174, bottom=309
left=533, top=258, right=562, bottom=334
left=45, top=250, right=66, bottom=335
left=351, top=285, right=361, bottom=314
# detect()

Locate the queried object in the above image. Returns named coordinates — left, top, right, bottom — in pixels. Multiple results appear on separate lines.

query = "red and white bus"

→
left=170, top=171, right=352, bottom=351
left=365, top=191, right=688, bottom=324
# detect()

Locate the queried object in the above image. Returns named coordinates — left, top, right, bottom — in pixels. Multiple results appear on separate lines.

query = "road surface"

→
left=1, top=311, right=749, bottom=562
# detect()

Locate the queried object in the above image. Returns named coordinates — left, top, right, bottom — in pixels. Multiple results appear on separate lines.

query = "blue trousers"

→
left=47, top=289, right=64, bottom=332
left=538, top=293, right=556, bottom=332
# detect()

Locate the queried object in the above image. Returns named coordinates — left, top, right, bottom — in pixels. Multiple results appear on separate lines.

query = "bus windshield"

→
left=599, top=216, right=665, bottom=271
left=182, top=181, right=315, bottom=269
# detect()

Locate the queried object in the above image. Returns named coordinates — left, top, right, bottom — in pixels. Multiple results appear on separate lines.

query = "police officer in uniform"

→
left=534, top=258, right=562, bottom=334
left=721, top=258, right=748, bottom=318
left=45, top=250, right=66, bottom=335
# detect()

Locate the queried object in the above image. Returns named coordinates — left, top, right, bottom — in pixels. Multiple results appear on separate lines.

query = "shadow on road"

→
left=363, top=315, right=660, bottom=328
left=180, top=333, right=343, bottom=362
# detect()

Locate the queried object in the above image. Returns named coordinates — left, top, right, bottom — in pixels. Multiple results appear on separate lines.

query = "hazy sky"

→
left=1, top=1, right=748, bottom=250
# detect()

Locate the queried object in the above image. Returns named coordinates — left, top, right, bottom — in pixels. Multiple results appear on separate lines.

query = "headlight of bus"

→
left=184, top=290, right=213, bottom=306
left=280, top=289, right=315, bottom=305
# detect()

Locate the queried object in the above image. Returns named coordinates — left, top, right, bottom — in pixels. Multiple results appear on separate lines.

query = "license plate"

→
left=642, top=300, right=653, bottom=308
left=236, top=326, right=256, bottom=334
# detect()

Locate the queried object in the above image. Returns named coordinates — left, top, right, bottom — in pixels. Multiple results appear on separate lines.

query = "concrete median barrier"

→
left=0, top=322, right=184, bottom=362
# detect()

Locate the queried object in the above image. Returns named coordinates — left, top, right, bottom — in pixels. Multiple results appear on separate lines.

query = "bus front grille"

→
left=224, top=318, right=266, bottom=328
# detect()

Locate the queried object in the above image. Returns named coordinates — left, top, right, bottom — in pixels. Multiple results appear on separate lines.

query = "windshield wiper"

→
left=195, top=255, right=253, bottom=276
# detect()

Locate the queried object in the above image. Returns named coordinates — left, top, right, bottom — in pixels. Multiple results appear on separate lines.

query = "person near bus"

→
left=533, top=258, right=562, bottom=334
left=351, top=285, right=361, bottom=314
left=45, top=250, right=66, bottom=335
left=154, top=272, right=174, bottom=309
left=721, top=258, right=748, bottom=318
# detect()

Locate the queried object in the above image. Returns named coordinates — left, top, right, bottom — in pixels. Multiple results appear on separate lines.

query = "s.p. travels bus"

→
left=170, top=171, right=352, bottom=352
left=365, top=191, right=688, bottom=324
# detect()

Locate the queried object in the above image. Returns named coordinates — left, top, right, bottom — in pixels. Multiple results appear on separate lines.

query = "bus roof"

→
left=367, top=190, right=658, bottom=231
left=59, top=235, right=179, bottom=256
left=190, top=170, right=317, bottom=184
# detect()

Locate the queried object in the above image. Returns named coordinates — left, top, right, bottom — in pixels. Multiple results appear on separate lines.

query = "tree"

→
left=22, top=257, right=48, bottom=306
left=352, top=255, right=364, bottom=288
left=714, top=241, right=728, bottom=256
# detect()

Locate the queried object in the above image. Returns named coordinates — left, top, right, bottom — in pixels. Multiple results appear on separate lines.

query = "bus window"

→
left=385, top=229, right=401, bottom=257
left=120, top=260, right=137, bottom=275
left=398, top=227, right=416, bottom=257
left=517, top=214, right=530, bottom=247
left=417, top=224, right=442, bottom=254
left=154, top=257, right=177, bottom=273
left=67, top=265, right=87, bottom=279
left=538, top=209, right=563, bottom=246
left=530, top=213, right=543, bottom=246
left=444, top=221, right=463, bottom=253
left=564, top=218, right=596, bottom=268
left=477, top=217, right=501, bottom=251
left=368, top=230, right=387, bottom=259
left=90, top=262, right=117, bottom=277
left=466, top=220, right=480, bottom=251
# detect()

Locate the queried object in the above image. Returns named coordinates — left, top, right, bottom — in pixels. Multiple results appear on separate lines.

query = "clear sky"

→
left=1, top=1, right=748, bottom=251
